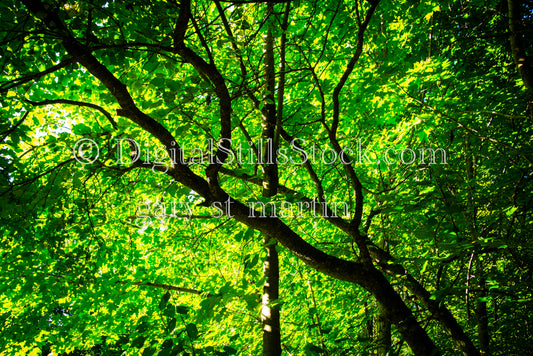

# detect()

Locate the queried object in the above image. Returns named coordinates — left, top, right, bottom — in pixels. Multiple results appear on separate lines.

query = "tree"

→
left=1, top=0, right=532, bottom=355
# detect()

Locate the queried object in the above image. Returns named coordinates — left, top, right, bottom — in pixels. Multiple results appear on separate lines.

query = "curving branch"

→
left=214, top=0, right=250, bottom=98
left=0, top=158, right=75, bottom=197
left=172, top=0, right=232, bottom=183
left=24, top=98, right=117, bottom=129
left=326, top=0, right=380, bottom=240
left=332, top=0, right=380, bottom=135
left=0, top=111, right=30, bottom=141
left=0, top=58, right=75, bottom=93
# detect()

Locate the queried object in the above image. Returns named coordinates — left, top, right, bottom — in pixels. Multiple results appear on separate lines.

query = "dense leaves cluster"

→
left=1, top=0, right=532, bottom=355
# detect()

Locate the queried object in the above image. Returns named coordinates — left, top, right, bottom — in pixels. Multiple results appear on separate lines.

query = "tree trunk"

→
left=375, top=302, right=392, bottom=356
left=261, top=4, right=281, bottom=355
left=476, top=290, right=489, bottom=355
left=261, top=235, right=281, bottom=356
left=363, top=301, right=373, bottom=341
left=508, top=0, right=533, bottom=90
left=476, top=259, right=490, bottom=355
left=508, top=0, right=533, bottom=121
left=365, top=266, right=439, bottom=355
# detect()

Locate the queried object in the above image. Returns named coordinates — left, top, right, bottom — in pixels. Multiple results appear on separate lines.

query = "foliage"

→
left=1, top=0, right=532, bottom=355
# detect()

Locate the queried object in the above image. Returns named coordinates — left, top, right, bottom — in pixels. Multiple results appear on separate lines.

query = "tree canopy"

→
left=1, top=0, right=533, bottom=355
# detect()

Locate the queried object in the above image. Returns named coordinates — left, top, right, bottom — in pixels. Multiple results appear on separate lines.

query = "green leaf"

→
left=131, top=336, right=147, bottom=349
left=72, top=123, right=91, bottom=134
left=185, top=323, right=199, bottom=340
left=159, top=291, right=171, bottom=310
left=159, top=339, right=174, bottom=356
left=175, top=305, right=188, bottom=315
left=303, top=343, right=323, bottom=355
left=142, top=347, right=156, bottom=356
left=223, top=346, right=238, bottom=354
left=163, top=304, right=175, bottom=318
left=166, top=317, right=177, bottom=334
left=151, top=77, right=166, bottom=89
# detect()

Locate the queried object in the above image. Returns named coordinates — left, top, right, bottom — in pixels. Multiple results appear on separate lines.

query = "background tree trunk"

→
left=375, top=303, right=392, bottom=356
left=476, top=259, right=490, bottom=355
left=261, top=235, right=281, bottom=356
left=261, top=4, right=281, bottom=355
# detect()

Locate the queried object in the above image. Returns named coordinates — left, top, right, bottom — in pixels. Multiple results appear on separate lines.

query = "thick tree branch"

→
left=219, top=166, right=352, bottom=232
left=369, top=245, right=480, bottom=356
left=363, top=208, right=382, bottom=234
